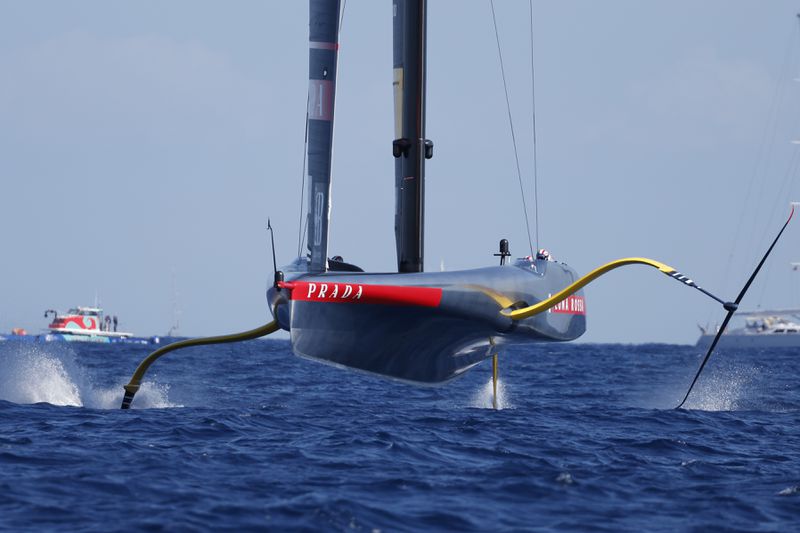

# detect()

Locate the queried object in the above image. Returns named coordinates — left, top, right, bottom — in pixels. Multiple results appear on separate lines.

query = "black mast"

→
left=306, top=0, right=341, bottom=272
left=393, top=0, right=432, bottom=273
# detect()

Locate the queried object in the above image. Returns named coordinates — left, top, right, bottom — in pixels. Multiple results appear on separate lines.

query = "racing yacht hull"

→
left=268, top=258, right=586, bottom=383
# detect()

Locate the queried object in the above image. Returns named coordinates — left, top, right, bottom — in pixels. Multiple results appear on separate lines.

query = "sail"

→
left=393, top=0, right=430, bottom=273
left=306, top=0, right=341, bottom=272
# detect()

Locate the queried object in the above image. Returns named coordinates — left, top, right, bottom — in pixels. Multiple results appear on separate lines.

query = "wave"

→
left=0, top=342, right=176, bottom=409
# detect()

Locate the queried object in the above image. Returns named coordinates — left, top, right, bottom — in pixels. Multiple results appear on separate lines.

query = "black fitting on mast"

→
left=424, top=139, right=433, bottom=159
left=393, top=139, right=432, bottom=160
left=392, top=139, right=411, bottom=158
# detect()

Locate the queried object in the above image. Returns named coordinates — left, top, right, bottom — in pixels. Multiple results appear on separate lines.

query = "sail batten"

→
left=306, top=0, right=341, bottom=272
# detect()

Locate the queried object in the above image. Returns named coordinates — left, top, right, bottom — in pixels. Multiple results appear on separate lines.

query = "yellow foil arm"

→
left=503, top=257, right=675, bottom=321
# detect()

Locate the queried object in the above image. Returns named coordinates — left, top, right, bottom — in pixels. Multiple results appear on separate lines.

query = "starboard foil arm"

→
left=484, top=204, right=794, bottom=409
left=675, top=203, right=796, bottom=409
left=501, top=257, right=734, bottom=321
left=120, top=321, right=279, bottom=409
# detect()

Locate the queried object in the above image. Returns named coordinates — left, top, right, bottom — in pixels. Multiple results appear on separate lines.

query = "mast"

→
left=306, top=0, right=341, bottom=272
left=393, top=0, right=432, bottom=273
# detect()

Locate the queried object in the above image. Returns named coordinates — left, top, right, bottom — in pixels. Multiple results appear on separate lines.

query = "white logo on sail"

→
left=308, top=80, right=333, bottom=120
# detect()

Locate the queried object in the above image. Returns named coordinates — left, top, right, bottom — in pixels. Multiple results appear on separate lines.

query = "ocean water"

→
left=0, top=339, right=798, bottom=531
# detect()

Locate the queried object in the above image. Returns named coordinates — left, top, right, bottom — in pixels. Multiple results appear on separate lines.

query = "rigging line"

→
left=738, top=21, right=800, bottom=279
left=296, top=107, right=310, bottom=257
left=710, top=21, right=798, bottom=327
left=528, top=0, right=540, bottom=252
left=755, top=55, right=800, bottom=251
left=300, top=216, right=309, bottom=258
left=753, top=145, right=800, bottom=305
left=752, top=117, right=800, bottom=271
left=490, top=0, right=535, bottom=258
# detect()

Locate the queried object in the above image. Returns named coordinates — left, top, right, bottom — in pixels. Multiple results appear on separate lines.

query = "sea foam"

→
left=0, top=343, right=83, bottom=406
left=470, top=377, right=513, bottom=410
left=0, top=342, right=176, bottom=409
left=680, top=365, right=761, bottom=412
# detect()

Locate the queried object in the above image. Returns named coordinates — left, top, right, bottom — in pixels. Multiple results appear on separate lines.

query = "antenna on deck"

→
left=494, top=239, right=511, bottom=265
left=268, top=219, right=283, bottom=290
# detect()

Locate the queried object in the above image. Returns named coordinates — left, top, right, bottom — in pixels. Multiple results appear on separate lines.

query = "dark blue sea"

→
left=0, top=339, right=798, bottom=531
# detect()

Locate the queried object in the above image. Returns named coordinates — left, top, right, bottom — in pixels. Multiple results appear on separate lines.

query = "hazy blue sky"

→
left=2, top=1, right=800, bottom=343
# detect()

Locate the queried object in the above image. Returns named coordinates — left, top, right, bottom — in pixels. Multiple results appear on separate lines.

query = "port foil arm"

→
left=120, top=321, right=280, bottom=409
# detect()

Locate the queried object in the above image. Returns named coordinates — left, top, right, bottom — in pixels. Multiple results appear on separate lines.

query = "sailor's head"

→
left=536, top=248, right=551, bottom=260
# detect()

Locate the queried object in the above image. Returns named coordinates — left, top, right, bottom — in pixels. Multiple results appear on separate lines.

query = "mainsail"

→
left=306, top=0, right=341, bottom=272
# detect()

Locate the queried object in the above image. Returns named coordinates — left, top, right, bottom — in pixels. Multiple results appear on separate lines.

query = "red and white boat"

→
left=1, top=307, right=160, bottom=344
left=44, top=307, right=134, bottom=340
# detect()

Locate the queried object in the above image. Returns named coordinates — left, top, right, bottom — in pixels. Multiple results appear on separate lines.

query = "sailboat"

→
left=265, top=0, right=585, bottom=384
left=119, top=0, right=794, bottom=410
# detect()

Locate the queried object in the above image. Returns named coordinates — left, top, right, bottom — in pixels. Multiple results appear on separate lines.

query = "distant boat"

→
left=697, top=309, right=800, bottom=349
left=697, top=261, right=800, bottom=349
left=44, top=306, right=134, bottom=340
left=1, top=306, right=159, bottom=345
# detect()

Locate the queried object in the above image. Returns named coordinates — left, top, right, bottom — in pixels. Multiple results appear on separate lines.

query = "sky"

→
left=2, top=0, right=800, bottom=344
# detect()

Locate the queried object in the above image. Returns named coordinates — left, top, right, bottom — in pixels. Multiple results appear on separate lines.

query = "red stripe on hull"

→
left=279, top=281, right=442, bottom=308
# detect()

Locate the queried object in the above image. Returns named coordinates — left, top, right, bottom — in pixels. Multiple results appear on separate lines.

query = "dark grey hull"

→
left=268, top=258, right=586, bottom=383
